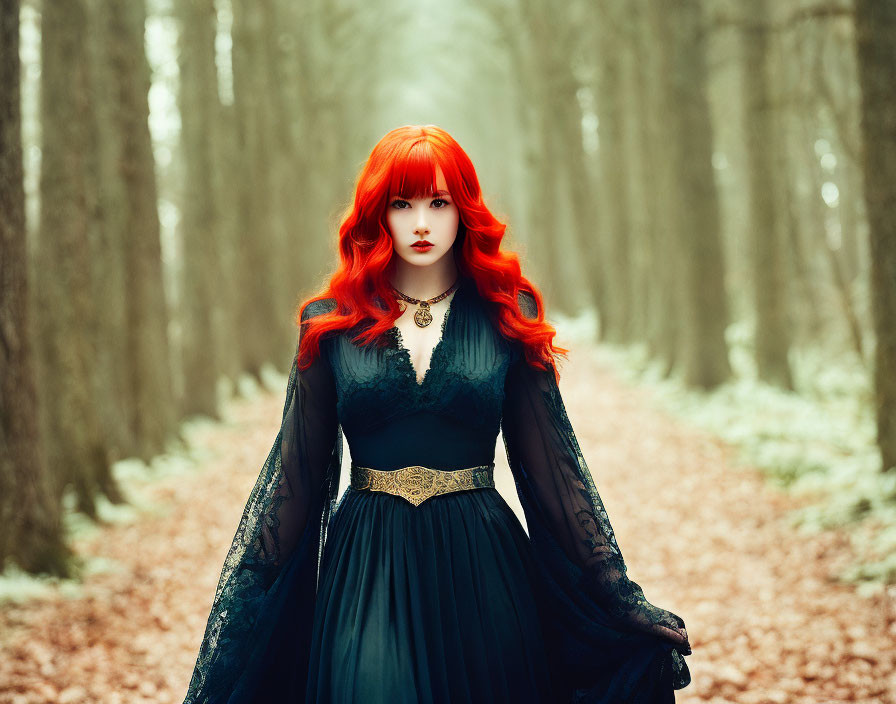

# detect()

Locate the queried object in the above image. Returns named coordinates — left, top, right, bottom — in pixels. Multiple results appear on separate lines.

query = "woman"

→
left=182, top=125, right=692, bottom=704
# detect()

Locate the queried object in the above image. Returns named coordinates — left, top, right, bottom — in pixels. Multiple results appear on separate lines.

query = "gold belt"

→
left=350, top=462, right=495, bottom=507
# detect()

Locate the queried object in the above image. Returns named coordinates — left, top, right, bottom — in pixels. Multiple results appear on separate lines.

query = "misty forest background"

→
left=2, top=0, right=896, bottom=599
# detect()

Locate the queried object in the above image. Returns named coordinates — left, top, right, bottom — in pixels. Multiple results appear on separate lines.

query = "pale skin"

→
left=386, top=165, right=460, bottom=385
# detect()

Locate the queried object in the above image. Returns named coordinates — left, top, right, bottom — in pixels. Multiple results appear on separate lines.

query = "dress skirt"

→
left=304, top=485, right=556, bottom=704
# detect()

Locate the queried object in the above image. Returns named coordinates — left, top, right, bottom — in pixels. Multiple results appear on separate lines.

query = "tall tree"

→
left=231, top=0, right=292, bottom=373
left=86, top=0, right=138, bottom=461
left=177, top=0, right=223, bottom=418
left=0, top=0, right=71, bottom=574
left=592, top=0, right=636, bottom=343
left=105, top=1, right=177, bottom=459
left=650, top=0, right=731, bottom=388
left=515, top=0, right=590, bottom=311
left=34, top=0, right=111, bottom=519
left=633, top=0, right=677, bottom=373
left=259, top=0, right=307, bottom=341
left=742, top=2, right=794, bottom=389
left=853, top=0, right=896, bottom=472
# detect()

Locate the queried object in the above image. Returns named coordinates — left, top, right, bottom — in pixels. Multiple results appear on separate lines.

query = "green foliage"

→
left=588, top=329, right=895, bottom=587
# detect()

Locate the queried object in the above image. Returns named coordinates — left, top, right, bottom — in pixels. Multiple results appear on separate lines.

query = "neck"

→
left=389, top=259, right=460, bottom=301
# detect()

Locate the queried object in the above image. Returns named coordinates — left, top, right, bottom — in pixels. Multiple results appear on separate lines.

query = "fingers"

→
left=675, top=627, right=692, bottom=655
left=654, top=624, right=691, bottom=653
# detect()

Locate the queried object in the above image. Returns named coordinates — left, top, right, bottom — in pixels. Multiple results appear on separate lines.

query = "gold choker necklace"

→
left=391, top=279, right=459, bottom=328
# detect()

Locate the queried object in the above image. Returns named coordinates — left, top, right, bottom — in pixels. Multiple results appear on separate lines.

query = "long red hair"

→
left=295, top=124, right=567, bottom=377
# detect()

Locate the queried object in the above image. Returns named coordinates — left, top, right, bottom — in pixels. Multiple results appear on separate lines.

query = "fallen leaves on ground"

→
left=0, top=349, right=894, bottom=703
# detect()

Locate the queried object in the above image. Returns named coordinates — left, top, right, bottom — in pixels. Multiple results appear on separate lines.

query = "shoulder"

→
left=516, top=290, right=539, bottom=320
left=301, top=297, right=337, bottom=322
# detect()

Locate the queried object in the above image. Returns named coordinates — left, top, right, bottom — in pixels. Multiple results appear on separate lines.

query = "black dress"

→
left=182, top=275, right=692, bottom=704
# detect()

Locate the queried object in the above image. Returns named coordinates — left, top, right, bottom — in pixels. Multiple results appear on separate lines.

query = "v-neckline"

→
left=390, top=282, right=461, bottom=388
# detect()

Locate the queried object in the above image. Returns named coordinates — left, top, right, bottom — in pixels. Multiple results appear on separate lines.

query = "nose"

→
left=414, top=205, right=430, bottom=235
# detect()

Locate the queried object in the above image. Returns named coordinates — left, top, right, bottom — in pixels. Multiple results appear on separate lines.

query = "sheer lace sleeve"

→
left=182, top=299, right=343, bottom=704
left=500, top=291, right=691, bottom=696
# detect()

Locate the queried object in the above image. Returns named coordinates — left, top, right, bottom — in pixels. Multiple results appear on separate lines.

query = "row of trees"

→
left=0, top=0, right=894, bottom=576
left=2, top=1, right=173, bottom=574
left=0, top=0, right=387, bottom=574
left=478, top=0, right=894, bottom=467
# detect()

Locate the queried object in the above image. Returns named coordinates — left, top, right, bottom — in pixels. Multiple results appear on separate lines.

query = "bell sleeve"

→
left=182, top=299, right=343, bottom=704
left=500, top=291, right=692, bottom=702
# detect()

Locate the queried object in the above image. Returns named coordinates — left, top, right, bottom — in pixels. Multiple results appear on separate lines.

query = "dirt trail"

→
left=1, top=349, right=893, bottom=703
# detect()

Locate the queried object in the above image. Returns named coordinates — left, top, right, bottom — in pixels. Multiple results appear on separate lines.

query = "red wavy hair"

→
left=295, top=124, right=567, bottom=378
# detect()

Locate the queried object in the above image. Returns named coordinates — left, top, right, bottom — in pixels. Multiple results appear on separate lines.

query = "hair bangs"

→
left=387, top=139, right=444, bottom=200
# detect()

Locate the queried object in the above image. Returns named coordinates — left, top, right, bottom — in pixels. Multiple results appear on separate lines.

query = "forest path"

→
left=0, top=347, right=893, bottom=704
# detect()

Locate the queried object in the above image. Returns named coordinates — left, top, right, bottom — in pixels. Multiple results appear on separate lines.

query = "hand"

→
left=626, top=603, right=691, bottom=654
left=652, top=623, right=691, bottom=654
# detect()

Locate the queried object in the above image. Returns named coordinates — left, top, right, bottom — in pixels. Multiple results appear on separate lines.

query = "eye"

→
left=432, top=198, right=450, bottom=208
left=390, top=199, right=409, bottom=209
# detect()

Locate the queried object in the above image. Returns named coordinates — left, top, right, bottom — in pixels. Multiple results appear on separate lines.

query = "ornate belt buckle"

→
left=391, top=465, right=440, bottom=506
left=351, top=463, right=494, bottom=507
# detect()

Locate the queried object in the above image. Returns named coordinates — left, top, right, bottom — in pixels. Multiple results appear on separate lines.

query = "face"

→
left=386, top=166, right=459, bottom=267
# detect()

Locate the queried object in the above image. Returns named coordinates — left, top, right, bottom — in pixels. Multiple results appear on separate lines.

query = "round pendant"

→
left=414, top=302, right=433, bottom=327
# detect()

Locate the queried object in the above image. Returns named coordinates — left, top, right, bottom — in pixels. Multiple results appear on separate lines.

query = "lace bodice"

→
left=328, top=279, right=513, bottom=471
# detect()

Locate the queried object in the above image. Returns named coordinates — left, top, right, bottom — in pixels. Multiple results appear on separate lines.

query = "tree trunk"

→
left=231, top=0, right=289, bottom=376
left=642, top=0, right=680, bottom=375
left=631, top=0, right=666, bottom=370
left=36, top=0, right=111, bottom=518
left=86, top=0, right=137, bottom=461
left=177, top=0, right=223, bottom=419
left=853, top=0, right=896, bottom=473
left=0, top=0, right=72, bottom=575
left=742, top=4, right=794, bottom=389
left=593, top=13, right=635, bottom=343
left=105, top=0, right=177, bottom=460
left=653, top=0, right=731, bottom=389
